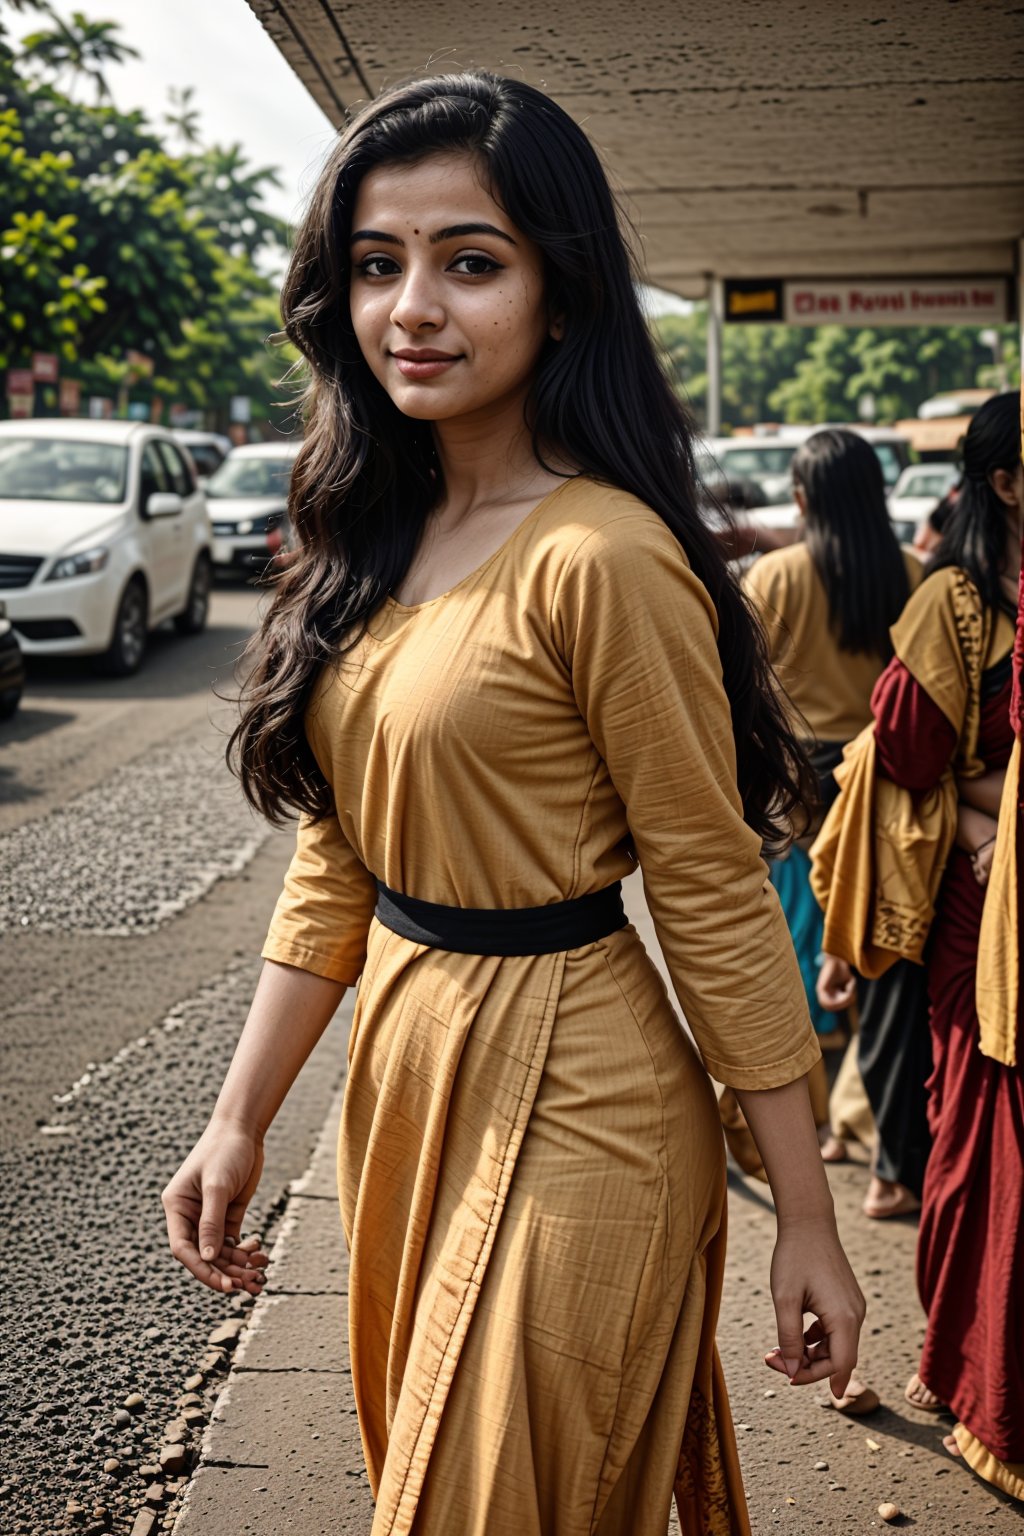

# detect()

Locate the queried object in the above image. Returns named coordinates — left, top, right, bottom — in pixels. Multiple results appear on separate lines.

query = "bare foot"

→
left=864, top=1180, right=921, bottom=1219
left=828, top=1375, right=880, bottom=1415
left=943, top=1430, right=963, bottom=1457
left=817, top=1126, right=848, bottom=1163
left=905, top=1372, right=947, bottom=1412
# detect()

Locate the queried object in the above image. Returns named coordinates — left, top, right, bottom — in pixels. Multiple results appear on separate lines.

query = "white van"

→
left=0, top=420, right=213, bottom=675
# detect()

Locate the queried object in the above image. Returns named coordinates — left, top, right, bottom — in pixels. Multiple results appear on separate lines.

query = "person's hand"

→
left=970, top=834, right=996, bottom=887
left=763, top=1215, right=865, bottom=1398
left=816, top=953, right=856, bottom=1012
left=162, top=1118, right=270, bottom=1295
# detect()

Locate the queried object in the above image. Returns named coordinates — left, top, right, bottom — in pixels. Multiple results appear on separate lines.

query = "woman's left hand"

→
left=763, top=1215, right=865, bottom=1398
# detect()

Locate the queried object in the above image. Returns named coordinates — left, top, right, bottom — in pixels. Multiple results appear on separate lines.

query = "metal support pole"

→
left=706, top=276, right=724, bottom=437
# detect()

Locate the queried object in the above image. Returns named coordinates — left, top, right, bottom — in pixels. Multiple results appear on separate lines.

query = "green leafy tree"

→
left=0, top=10, right=294, bottom=424
left=653, top=308, right=1019, bottom=432
left=183, top=142, right=289, bottom=260
left=0, top=106, right=106, bottom=366
left=164, top=84, right=200, bottom=150
left=19, top=6, right=138, bottom=103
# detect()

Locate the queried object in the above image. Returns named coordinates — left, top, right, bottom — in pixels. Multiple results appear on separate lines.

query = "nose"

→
left=389, top=261, right=446, bottom=334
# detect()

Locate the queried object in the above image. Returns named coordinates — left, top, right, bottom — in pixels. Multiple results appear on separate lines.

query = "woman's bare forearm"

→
left=955, top=803, right=997, bottom=854
left=735, top=1074, right=836, bottom=1225
left=958, top=767, right=1005, bottom=817
left=211, top=959, right=347, bottom=1139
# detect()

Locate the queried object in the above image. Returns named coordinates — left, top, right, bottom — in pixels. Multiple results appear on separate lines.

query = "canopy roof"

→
left=247, top=0, right=1023, bottom=300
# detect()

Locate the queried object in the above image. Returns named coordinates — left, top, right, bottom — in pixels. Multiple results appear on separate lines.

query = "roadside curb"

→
left=172, top=1070, right=374, bottom=1535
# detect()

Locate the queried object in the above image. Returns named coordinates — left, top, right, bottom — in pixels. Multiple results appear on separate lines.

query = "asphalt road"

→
left=0, top=585, right=346, bottom=1536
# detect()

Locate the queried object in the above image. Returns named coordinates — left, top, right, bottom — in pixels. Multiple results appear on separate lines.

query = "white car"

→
left=0, top=420, right=213, bottom=675
left=887, top=461, right=960, bottom=540
left=697, top=425, right=915, bottom=542
left=204, top=440, right=301, bottom=578
left=172, top=429, right=232, bottom=481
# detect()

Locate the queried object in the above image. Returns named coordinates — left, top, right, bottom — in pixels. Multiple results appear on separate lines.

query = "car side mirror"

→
left=146, top=491, right=183, bottom=518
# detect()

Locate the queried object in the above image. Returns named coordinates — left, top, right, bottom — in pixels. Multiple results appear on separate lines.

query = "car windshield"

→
left=0, top=438, right=128, bottom=503
left=872, top=444, right=904, bottom=489
left=698, top=445, right=798, bottom=506
left=205, top=456, right=293, bottom=499
left=895, top=468, right=957, bottom=499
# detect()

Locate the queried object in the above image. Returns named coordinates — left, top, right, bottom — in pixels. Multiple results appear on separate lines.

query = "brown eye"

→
left=450, top=254, right=502, bottom=276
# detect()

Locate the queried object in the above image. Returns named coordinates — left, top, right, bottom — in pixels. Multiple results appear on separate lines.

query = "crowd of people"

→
left=731, top=392, right=1023, bottom=1502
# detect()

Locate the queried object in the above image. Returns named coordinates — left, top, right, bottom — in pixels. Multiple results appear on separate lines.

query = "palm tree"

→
left=19, top=10, right=139, bottom=103
left=165, top=85, right=201, bottom=150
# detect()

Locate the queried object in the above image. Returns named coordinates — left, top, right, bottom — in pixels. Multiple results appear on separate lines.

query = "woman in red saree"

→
left=821, top=391, right=1023, bottom=1500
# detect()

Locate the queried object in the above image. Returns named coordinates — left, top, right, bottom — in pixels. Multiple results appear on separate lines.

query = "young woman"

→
left=745, top=430, right=928, bottom=1224
left=820, top=391, right=1023, bottom=1501
left=161, top=73, right=864, bottom=1534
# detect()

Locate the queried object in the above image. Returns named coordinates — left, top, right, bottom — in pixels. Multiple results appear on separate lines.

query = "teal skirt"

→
left=770, top=845, right=831, bottom=1034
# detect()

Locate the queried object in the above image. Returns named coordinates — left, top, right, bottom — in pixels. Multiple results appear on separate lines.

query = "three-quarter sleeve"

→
left=555, top=513, right=820, bottom=1090
left=262, top=809, right=378, bottom=985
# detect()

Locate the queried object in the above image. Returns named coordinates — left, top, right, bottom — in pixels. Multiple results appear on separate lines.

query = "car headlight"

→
left=46, top=547, right=110, bottom=581
left=232, top=512, right=284, bottom=537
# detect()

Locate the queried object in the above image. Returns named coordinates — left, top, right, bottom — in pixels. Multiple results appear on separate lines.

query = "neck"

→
left=431, top=387, right=551, bottom=520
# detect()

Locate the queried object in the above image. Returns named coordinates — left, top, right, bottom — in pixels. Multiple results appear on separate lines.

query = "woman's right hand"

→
left=162, top=1118, right=270, bottom=1295
left=817, top=952, right=856, bottom=1013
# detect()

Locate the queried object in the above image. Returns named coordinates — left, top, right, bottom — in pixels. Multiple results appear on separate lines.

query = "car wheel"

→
left=0, top=686, right=22, bottom=720
left=99, top=577, right=148, bottom=677
left=174, top=552, right=212, bottom=636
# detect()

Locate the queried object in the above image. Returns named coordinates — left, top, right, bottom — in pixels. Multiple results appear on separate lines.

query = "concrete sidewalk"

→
left=174, top=1049, right=373, bottom=1535
left=171, top=893, right=1022, bottom=1536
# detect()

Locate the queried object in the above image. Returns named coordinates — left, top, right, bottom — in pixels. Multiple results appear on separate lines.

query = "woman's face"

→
left=348, top=152, right=555, bottom=424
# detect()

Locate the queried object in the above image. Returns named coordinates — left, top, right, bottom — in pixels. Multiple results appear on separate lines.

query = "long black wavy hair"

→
left=931, top=390, right=1022, bottom=612
left=230, top=71, right=814, bottom=846
left=791, top=428, right=910, bottom=656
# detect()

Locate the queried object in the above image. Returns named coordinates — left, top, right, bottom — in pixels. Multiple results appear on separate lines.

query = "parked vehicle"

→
left=0, top=600, right=25, bottom=718
left=887, top=461, right=961, bottom=541
left=172, top=429, right=232, bottom=481
left=697, top=425, right=914, bottom=541
left=0, top=420, right=213, bottom=675
left=204, top=440, right=301, bottom=578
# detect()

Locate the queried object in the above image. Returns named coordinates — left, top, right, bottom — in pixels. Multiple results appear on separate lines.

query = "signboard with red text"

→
left=782, top=278, right=1010, bottom=327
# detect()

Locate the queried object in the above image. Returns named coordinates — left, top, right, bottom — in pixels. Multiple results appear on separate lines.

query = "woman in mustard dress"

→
left=162, top=73, right=864, bottom=1535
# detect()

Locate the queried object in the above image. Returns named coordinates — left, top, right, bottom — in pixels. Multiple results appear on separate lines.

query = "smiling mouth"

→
left=390, top=349, right=463, bottom=379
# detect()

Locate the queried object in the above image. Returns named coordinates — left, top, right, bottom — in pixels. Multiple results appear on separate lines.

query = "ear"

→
left=792, top=482, right=808, bottom=517
left=548, top=311, right=565, bottom=342
left=989, top=465, right=1023, bottom=510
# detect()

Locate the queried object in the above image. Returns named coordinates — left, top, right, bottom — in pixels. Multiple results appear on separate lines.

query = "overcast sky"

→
left=40, top=0, right=337, bottom=226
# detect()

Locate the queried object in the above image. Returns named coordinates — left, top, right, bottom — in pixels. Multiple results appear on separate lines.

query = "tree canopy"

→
left=0, top=0, right=296, bottom=428
left=652, top=307, right=1019, bottom=433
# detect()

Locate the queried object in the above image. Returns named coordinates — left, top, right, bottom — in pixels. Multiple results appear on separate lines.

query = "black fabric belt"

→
left=373, top=879, right=627, bottom=957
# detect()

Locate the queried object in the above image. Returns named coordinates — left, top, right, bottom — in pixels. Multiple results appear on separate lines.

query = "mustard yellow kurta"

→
left=744, top=541, right=922, bottom=743
left=263, top=477, right=820, bottom=1536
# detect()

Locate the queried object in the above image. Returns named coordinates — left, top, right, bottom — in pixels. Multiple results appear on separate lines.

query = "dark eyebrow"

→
left=349, top=222, right=517, bottom=249
left=429, top=222, right=517, bottom=247
left=350, top=228, right=403, bottom=247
